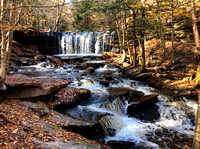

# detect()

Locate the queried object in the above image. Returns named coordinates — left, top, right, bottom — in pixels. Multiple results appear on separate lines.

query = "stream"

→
left=14, top=58, right=197, bottom=149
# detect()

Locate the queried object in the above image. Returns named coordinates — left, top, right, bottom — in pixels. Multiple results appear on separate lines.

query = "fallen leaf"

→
left=12, top=128, right=18, bottom=133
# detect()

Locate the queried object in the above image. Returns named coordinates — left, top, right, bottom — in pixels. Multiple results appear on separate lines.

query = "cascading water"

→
left=59, top=31, right=115, bottom=54
left=16, top=60, right=197, bottom=149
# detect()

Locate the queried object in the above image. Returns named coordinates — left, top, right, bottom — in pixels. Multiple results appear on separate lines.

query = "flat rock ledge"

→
left=3, top=74, right=71, bottom=99
left=53, top=86, right=91, bottom=109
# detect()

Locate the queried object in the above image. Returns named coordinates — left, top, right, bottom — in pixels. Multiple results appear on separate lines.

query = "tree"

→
left=0, top=0, right=7, bottom=89
left=192, top=0, right=200, bottom=148
left=191, top=0, right=200, bottom=52
left=53, top=0, right=65, bottom=32
left=0, top=0, right=15, bottom=90
left=193, top=93, right=200, bottom=149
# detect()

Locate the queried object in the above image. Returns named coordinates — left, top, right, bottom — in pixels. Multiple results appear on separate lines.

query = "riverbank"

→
left=103, top=39, right=199, bottom=101
left=0, top=74, right=109, bottom=148
left=0, top=99, right=109, bottom=149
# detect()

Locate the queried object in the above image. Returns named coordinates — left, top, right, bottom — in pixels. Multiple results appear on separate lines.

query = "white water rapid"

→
left=16, top=60, right=197, bottom=149
left=59, top=31, right=115, bottom=54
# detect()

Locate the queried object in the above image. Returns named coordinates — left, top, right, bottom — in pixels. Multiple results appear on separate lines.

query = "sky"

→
left=65, top=0, right=71, bottom=4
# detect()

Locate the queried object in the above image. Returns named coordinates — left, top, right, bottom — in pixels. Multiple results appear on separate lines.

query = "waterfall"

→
left=59, top=31, right=115, bottom=54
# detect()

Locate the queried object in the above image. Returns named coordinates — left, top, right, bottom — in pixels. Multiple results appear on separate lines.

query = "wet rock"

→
left=82, top=61, right=106, bottom=69
left=97, top=79, right=111, bottom=87
left=104, top=76, right=114, bottom=81
left=80, top=79, right=94, bottom=86
left=64, top=105, right=112, bottom=122
left=107, top=140, right=135, bottom=149
left=4, top=74, right=71, bottom=99
left=54, top=111, right=106, bottom=142
left=33, top=138, right=101, bottom=149
left=46, top=55, right=62, bottom=68
left=53, top=87, right=91, bottom=109
left=99, top=115, right=124, bottom=136
left=127, top=94, right=160, bottom=122
left=100, top=70, right=113, bottom=76
left=34, top=54, right=46, bottom=62
left=82, top=107, right=112, bottom=121
left=129, top=94, right=159, bottom=104
left=85, top=67, right=95, bottom=73
left=106, top=63, right=119, bottom=68
left=19, top=102, right=49, bottom=117
left=110, top=87, right=144, bottom=101
left=107, top=128, right=117, bottom=136
left=110, top=87, right=130, bottom=98
left=127, top=90, right=145, bottom=103
left=101, top=97, right=126, bottom=115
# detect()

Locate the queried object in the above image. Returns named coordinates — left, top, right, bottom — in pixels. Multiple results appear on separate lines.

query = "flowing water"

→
left=15, top=60, right=197, bottom=149
left=59, top=31, right=115, bottom=54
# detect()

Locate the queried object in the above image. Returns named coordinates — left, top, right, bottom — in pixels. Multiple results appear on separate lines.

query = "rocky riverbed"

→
left=0, top=38, right=199, bottom=148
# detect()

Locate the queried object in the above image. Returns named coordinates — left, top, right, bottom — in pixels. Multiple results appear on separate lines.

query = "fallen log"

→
left=102, top=52, right=122, bottom=58
left=102, top=52, right=132, bottom=58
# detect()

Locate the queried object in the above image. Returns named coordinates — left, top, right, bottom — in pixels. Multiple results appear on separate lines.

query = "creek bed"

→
left=15, top=59, right=197, bottom=149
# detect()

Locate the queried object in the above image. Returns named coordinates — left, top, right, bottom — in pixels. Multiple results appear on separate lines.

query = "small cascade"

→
left=16, top=59, right=197, bottom=149
left=59, top=31, right=115, bottom=54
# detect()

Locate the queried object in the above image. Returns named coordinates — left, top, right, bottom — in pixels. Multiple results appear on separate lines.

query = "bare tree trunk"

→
left=141, top=6, right=146, bottom=70
left=5, top=0, right=15, bottom=80
left=132, top=10, right=137, bottom=67
left=193, top=93, right=200, bottom=149
left=13, top=0, right=23, bottom=27
left=0, top=0, right=7, bottom=89
left=191, top=0, right=200, bottom=52
left=192, top=0, right=200, bottom=148
left=115, top=16, right=123, bottom=52
left=53, top=0, right=65, bottom=32
left=115, top=14, right=123, bottom=53
left=171, top=0, right=175, bottom=63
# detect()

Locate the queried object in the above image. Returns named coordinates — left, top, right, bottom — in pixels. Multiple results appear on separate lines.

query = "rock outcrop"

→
left=4, top=74, right=71, bottom=99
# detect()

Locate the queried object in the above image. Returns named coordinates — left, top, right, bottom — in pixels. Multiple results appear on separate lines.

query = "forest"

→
left=0, top=0, right=200, bottom=148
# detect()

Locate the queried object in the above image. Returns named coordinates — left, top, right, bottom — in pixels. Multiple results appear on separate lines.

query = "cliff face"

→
left=13, top=30, right=60, bottom=55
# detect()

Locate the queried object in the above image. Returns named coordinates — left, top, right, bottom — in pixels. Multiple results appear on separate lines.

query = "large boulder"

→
left=107, top=140, right=135, bottom=149
left=52, top=111, right=105, bottom=141
left=46, top=55, right=62, bottom=68
left=110, top=87, right=144, bottom=101
left=53, top=86, right=91, bottom=109
left=127, top=94, right=160, bottom=122
left=19, top=102, right=49, bottom=117
left=99, top=115, right=124, bottom=136
left=4, top=74, right=71, bottom=99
